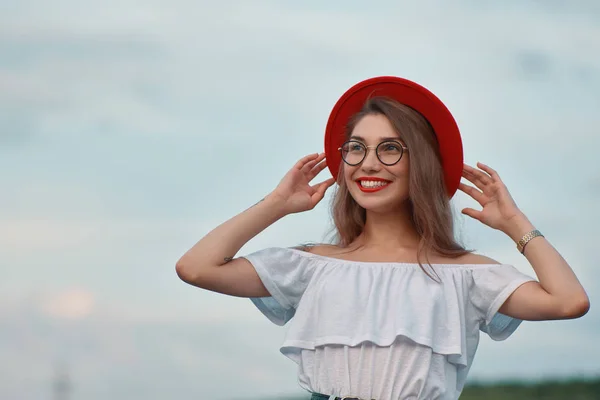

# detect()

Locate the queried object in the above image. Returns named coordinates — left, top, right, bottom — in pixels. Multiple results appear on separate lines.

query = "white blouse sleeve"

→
left=470, top=264, right=537, bottom=341
left=242, top=247, right=317, bottom=326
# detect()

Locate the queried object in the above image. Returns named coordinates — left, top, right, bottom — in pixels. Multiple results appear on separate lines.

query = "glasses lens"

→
left=377, top=141, right=403, bottom=165
left=340, top=141, right=365, bottom=165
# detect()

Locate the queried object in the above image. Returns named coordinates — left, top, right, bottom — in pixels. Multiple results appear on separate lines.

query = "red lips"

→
left=355, top=177, right=392, bottom=193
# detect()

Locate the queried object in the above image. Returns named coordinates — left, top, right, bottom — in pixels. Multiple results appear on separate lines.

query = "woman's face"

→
left=343, top=114, right=410, bottom=213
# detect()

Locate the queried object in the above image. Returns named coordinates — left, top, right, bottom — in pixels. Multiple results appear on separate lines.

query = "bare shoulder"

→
left=452, top=252, right=501, bottom=265
left=293, top=243, right=343, bottom=257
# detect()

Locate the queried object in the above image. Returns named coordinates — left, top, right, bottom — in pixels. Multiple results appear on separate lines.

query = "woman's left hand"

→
left=459, top=162, right=524, bottom=234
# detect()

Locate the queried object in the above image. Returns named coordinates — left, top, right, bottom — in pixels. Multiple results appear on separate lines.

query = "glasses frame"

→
left=338, top=139, right=409, bottom=166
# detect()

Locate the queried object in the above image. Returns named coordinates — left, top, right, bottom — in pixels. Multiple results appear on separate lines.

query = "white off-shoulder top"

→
left=242, top=247, right=536, bottom=400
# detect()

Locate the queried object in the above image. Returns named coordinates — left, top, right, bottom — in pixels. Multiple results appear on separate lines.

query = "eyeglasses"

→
left=338, top=140, right=408, bottom=166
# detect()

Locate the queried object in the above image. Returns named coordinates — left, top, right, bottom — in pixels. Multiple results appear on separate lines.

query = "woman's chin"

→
left=350, top=190, right=409, bottom=214
left=355, top=198, right=403, bottom=214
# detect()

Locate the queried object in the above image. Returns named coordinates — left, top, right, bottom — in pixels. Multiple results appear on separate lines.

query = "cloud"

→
left=40, top=288, right=95, bottom=319
left=2, top=0, right=598, bottom=144
left=0, top=295, right=302, bottom=400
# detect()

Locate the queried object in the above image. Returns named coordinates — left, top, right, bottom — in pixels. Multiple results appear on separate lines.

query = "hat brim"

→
left=324, top=76, right=463, bottom=197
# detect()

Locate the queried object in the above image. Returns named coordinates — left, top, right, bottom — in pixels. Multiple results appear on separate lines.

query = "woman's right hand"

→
left=176, top=152, right=336, bottom=295
left=268, top=152, right=336, bottom=215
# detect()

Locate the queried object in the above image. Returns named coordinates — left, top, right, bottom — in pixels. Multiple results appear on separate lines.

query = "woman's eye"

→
left=383, top=143, right=401, bottom=152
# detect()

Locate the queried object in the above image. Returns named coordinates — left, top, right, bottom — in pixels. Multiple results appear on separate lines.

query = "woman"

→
left=176, top=77, right=589, bottom=400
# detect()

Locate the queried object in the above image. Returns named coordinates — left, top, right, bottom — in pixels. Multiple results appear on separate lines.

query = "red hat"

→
left=324, top=76, right=463, bottom=197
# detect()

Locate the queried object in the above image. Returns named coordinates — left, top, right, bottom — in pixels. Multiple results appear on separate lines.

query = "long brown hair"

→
left=328, top=96, right=470, bottom=279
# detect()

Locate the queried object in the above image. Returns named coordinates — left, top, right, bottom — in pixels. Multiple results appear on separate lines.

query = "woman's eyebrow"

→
left=349, top=135, right=401, bottom=142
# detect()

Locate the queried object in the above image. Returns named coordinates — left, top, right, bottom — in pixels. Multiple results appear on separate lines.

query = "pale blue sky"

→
left=1, top=1, right=599, bottom=399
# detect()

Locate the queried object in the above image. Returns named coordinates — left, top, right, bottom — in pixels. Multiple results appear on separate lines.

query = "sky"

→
left=1, top=0, right=599, bottom=399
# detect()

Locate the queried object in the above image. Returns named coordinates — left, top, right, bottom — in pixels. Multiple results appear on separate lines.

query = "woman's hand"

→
left=459, top=162, right=526, bottom=235
left=461, top=162, right=590, bottom=321
left=268, top=152, right=336, bottom=215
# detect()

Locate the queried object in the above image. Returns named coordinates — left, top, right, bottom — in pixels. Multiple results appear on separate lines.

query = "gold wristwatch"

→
left=516, top=229, right=544, bottom=254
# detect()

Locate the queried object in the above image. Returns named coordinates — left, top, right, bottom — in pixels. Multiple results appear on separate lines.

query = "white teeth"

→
left=360, top=180, right=389, bottom=188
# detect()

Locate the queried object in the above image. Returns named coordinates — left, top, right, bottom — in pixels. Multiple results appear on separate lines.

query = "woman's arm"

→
left=497, top=213, right=589, bottom=320
left=460, top=162, right=590, bottom=321
left=175, top=152, right=335, bottom=297
left=175, top=194, right=287, bottom=297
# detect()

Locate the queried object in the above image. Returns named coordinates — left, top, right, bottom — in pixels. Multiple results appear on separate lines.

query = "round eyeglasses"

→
left=338, top=140, right=408, bottom=166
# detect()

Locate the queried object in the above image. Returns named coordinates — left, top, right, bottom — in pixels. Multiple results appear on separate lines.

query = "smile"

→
left=356, top=179, right=391, bottom=193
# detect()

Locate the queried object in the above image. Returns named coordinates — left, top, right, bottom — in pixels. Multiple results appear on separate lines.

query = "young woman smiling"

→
left=176, top=77, right=590, bottom=400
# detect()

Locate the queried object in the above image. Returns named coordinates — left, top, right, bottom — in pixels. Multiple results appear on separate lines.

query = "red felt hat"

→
left=324, top=76, right=463, bottom=197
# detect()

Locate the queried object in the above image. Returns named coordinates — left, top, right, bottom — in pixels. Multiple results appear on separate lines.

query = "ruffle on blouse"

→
left=245, top=247, right=535, bottom=368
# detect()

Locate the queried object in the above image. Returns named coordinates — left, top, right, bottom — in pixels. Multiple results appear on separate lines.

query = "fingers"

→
left=308, top=159, right=329, bottom=181
left=461, top=207, right=482, bottom=221
left=302, top=152, right=326, bottom=173
left=294, top=152, right=322, bottom=170
left=476, top=162, right=500, bottom=181
left=310, top=178, right=336, bottom=204
left=458, top=183, right=485, bottom=205
left=301, top=153, right=333, bottom=183
left=462, top=163, right=493, bottom=190
left=459, top=175, right=486, bottom=221
left=310, top=177, right=336, bottom=193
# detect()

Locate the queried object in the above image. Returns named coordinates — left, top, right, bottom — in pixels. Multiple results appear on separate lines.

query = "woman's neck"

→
left=356, top=204, right=421, bottom=250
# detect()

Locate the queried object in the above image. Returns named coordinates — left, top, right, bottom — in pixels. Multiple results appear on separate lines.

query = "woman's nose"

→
left=360, top=148, right=382, bottom=172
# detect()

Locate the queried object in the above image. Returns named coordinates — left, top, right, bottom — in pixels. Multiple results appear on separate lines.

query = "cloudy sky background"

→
left=1, top=0, right=599, bottom=399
